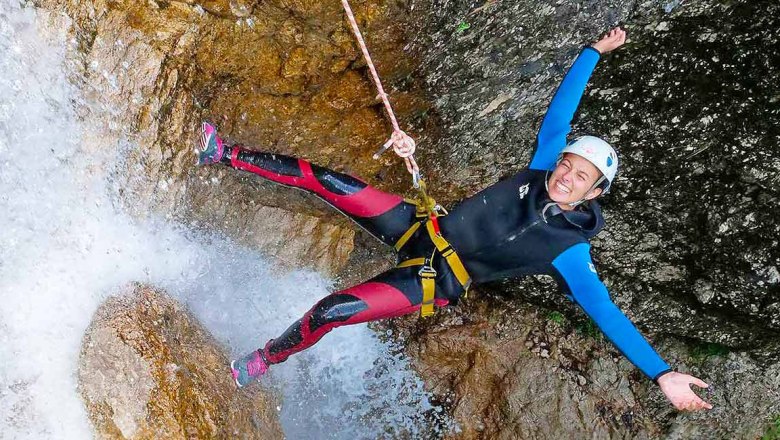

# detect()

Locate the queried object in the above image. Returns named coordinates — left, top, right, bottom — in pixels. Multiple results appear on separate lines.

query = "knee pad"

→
left=309, top=293, right=368, bottom=333
left=311, top=164, right=367, bottom=195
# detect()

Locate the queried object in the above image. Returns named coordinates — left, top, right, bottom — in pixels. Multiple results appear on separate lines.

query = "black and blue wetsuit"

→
left=440, top=46, right=672, bottom=381
left=221, top=47, right=672, bottom=382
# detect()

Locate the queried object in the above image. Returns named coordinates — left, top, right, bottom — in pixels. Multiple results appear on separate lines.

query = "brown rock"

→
left=397, top=298, right=658, bottom=439
left=36, top=0, right=424, bottom=277
left=78, top=284, right=283, bottom=439
left=31, top=0, right=780, bottom=438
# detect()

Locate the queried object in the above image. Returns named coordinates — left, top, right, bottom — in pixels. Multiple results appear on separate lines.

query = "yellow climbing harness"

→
left=340, top=1, right=471, bottom=317
left=394, top=178, right=472, bottom=317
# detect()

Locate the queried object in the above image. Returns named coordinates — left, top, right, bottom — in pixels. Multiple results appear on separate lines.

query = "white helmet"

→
left=558, top=136, right=618, bottom=193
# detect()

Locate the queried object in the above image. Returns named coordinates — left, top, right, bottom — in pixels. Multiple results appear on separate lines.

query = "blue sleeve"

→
left=552, top=243, right=673, bottom=381
left=529, top=47, right=601, bottom=171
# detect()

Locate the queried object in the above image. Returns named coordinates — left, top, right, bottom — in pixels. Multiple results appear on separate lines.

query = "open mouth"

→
left=555, top=181, right=571, bottom=194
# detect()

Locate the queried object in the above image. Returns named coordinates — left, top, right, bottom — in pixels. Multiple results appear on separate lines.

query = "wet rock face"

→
left=581, top=0, right=780, bottom=350
left=35, top=0, right=780, bottom=437
left=408, top=0, right=779, bottom=356
left=397, top=295, right=780, bottom=439
left=394, top=0, right=780, bottom=437
left=78, top=285, right=283, bottom=439
left=35, top=0, right=420, bottom=275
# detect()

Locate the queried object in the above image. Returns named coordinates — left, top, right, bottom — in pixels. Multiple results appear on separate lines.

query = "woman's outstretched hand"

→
left=592, top=27, right=627, bottom=54
left=657, top=371, right=714, bottom=411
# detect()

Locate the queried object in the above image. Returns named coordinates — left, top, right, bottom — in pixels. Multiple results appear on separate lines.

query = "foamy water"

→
left=0, top=2, right=447, bottom=438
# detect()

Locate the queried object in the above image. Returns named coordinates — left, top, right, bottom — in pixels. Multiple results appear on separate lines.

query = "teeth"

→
left=556, top=181, right=570, bottom=193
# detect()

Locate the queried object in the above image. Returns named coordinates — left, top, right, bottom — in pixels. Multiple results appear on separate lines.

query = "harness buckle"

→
left=418, top=264, right=437, bottom=278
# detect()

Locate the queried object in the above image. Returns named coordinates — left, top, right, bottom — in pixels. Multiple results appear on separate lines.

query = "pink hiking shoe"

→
left=196, top=121, right=225, bottom=165
left=230, top=349, right=269, bottom=388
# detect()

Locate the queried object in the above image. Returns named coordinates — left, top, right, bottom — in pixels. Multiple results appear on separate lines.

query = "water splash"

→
left=0, top=2, right=449, bottom=438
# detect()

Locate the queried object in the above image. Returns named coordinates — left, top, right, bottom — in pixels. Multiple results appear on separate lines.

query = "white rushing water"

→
left=0, top=2, right=447, bottom=438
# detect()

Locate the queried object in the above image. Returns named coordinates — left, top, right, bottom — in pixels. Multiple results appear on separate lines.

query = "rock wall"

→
left=35, top=0, right=780, bottom=438
left=79, top=284, right=283, bottom=439
left=394, top=294, right=780, bottom=438
left=407, top=0, right=779, bottom=356
left=35, top=0, right=422, bottom=275
left=399, top=0, right=780, bottom=437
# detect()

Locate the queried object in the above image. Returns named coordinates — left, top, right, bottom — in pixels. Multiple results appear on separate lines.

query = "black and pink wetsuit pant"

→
left=221, top=146, right=459, bottom=365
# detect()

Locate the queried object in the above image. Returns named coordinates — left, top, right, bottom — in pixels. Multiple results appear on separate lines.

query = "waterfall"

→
left=0, top=2, right=448, bottom=438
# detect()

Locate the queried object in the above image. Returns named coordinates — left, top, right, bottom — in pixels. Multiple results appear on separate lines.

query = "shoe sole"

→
left=230, top=359, right=244, bottom=388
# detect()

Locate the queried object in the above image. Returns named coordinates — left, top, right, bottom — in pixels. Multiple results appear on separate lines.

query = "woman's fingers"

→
left=677, top=399, right=698, bottom=411
left=596, top=27, right=626, bottom=53
left=678, top=400, right=695, bottom=411
left=659, top=372, right=714, bottom=412
left=673, top=379, right=713, bottom=411
left=691, top=395, right=709, bottom=409
left=609, top=29, right=625, bottom=49
left=679, top=395, right=712, bottom=411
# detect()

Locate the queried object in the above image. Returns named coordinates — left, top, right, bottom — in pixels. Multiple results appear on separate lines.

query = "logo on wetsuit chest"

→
left=518, top=183, right=530, bottom=200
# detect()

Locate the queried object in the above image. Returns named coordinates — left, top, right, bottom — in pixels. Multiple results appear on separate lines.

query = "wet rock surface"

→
left=35, top=0, right=780, bottom=438
left=78, top=284, right=283, bottom=439
left=408, top=0, right=780, bottom=355
left=35, top=0, right=420, bottom=275
left=400, top=0, right=780, bottom=437
left=392, top=293, right=780, bottom=439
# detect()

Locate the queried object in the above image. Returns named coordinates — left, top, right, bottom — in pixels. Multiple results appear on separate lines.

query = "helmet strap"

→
left=544, top=169, right=551, bottom=193
left=566, top=175, right=607, bottom=207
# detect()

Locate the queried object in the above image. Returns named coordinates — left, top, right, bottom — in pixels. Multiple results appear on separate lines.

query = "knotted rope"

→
left=340, top=0, right=420, bottom=186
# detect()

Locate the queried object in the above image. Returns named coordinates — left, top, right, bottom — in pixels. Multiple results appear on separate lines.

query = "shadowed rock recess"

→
left=78, top=285, right=283, bottom=439
left=37, top=0, right=779, bottom=438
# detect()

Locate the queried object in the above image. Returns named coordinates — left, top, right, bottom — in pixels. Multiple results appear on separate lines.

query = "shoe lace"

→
left=247, top=351, right=267, bottom=377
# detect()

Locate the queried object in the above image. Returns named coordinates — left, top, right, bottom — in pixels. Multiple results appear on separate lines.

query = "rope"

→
left=340, top=0, right=420, bottom=185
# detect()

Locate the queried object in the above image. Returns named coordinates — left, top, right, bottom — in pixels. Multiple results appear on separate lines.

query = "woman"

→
left=197, top=28, right=712, bottom=411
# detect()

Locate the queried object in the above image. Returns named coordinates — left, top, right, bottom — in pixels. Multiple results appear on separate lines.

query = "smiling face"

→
left=547, top=153, right=604, bottom=208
